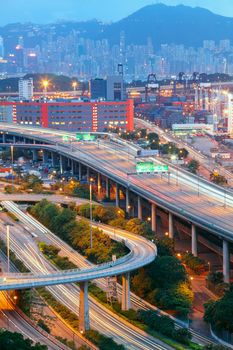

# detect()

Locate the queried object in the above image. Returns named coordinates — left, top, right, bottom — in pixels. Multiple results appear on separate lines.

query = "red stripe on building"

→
left=41, top=103, right=48, bottom=128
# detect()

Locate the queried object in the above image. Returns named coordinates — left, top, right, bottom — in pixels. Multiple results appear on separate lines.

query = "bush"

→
left=182, top=253, right=206, bottom=275
left=204, top=286, right=233, bottom=333
left=37, top=319, right=50, bottom=334
left=85, top=330, right=125, bottom=350
left=172, top=328, right=192, bottom=345
left=0, top=330, right=47, bottom=349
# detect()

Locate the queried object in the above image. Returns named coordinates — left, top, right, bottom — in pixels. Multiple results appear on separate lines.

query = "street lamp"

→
left=10, top=145, right=14, bottom=188
left=72, top=81, right=78, bottom=95
left=41, top=79, right=49, bottom=98
left=89, top=177, right=94, bottom=249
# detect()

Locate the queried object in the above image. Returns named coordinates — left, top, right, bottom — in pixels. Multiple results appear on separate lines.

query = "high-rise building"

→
left=219, top=39, right=231, bottom=52
left=107, top=75, right=125, bottom=101
left=18, top=78, right=34, bottom=100
left=89, top=78, right=107, bottom=100
left=0, top=36, right=4, bottom=59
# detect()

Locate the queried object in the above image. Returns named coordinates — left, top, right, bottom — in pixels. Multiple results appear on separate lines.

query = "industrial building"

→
left=0, top=99, right=134, bottom=132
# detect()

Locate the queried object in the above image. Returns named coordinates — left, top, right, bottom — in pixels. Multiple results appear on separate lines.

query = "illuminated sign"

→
left=76, top=133, right=96, bottom=141
left=63, top=135, right=70, bottom=142
left=136, top=163, right=169, bottom=174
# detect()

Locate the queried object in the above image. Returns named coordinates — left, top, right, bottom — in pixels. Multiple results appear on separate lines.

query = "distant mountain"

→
left=2, top=4, right=233, bottom=49
left=100, top=4, right=233, bottom=47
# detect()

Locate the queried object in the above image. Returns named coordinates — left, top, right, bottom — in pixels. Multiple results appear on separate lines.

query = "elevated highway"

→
left=0, top=123, right=232, bottom=283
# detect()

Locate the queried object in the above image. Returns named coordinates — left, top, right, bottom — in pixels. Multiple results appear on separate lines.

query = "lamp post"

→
left=10, top=145, right=14, bottom=188
left=42, top=79, right=49, bottom=99
left=89, top=177, right=94, bottom=249
left=6, top=225, right=10, bottom=273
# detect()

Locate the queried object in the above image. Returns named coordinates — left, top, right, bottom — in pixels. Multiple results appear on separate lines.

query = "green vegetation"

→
left=206, top=272, right=228, bottom=296
left=0, top=238, right=30, bottom=273
left=38, top=288, right=124, bottom=350
left=29, top=200, right=128, bottom=264
left=38, top=288, right=79, bottom=331
left=210, top=173, right=228, bottom=185
left=204, top=285, right=233, bottom=334
left=18, top=289, right=33, bottom=316
left=77, top=203, right=153, bottom=238
left=85, top=330, right=125, bottom=350
left=0, top=330, right=47, bottom=350
left=55, top=337, right=77, bottom=349
left=182, top=253, right=207, bottom=275
left=6, top=211, right=19, bottom=222
left=4, top=185, right=20, bottom=194
left=37, top=319, right=50, bottom=334
left=50, top=180, right=97, bottom=200
left=20, top=174, right=43, bottom=193
left=138, top=310, right=191, bottom=345
left=39, top=242, right=77, bottom=270
left=131, top=244, right=193, bottom=317
left=187, top=160, right=200, bottom=174
left=160, top=143, right=189, bottom=159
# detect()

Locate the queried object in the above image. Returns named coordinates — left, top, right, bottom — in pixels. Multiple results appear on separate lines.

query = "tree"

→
left=0, top=330, right=47, bottom=350
left=151, top=256, right=187, bottom=288
left=37, top=319, right=50, bottom=333
left=20, top=175, right=43, bottom=193
left=187, top=159, right=200, bottom=174
left=204, top=286, right=233, bottom=333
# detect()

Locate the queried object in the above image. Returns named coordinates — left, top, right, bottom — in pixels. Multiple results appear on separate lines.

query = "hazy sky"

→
left=1, top=0, right=233, bottom=24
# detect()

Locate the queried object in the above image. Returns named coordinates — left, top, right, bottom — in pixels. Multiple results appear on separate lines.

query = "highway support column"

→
left=105, top=178, right=110, bottom=199
left=138, top=197, right=142, bottom=220
left=79, top=281, right=90, bottom=332
left=60, top=155, right=63, bottom=174
left=71, top=160, right=74, bottom=176
left=98, top=173, right=101, bottom=198
left=32, top=149, right=38, bottom=162
left=169, top=212, right=174, bottom=239
left=223, top=240, right=230, bottom=284
left=126, top=188, right=130, bottom=215
left=86, top=167, right=90, bottom=181
left=78, top=163, right=82, bottom=181
left=122, top=272, right=131, bottom=311
left=191, top=224, right=198, bottom=257
left=116, top=183, right=120, bottom=207
left=151, top=203, right=157, bottom=232
left=42, top=150, right=48, bottom=164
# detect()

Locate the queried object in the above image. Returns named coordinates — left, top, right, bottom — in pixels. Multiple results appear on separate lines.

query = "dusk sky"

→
left=1, top=0, right=233, bottom=24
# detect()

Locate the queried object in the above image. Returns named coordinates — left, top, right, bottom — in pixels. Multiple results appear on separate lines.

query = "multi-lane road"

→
left=0, top=202, right=178, bottom=350
left=0, top=123, right=233, bottom=243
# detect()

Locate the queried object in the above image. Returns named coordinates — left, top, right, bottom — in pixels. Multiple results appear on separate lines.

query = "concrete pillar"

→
left=42, top=150, right=48, bottom=164
left=191, top=224, right=198, bottom=257
left=67, top=158, right=71, bottom=167
left=71, top=160, right=74, bottom=176
left=116, top=183, right=120, bottom=207
left=97, top=173, right=101, bottom=198
left=78, top=163, right=82, bottom=181
left=51, top=153, right=55, bottom=167
left=32, top=149, right=38, bottom=162
left=79, top=281, right=90, bottom=332
left=2, top=133, right=5, bottom=143
left=86, top=167, right=90, bottom=180
left=122, top=272, right=131, bottom=311
left=223, top=240, right=230, bottom=283
left=138, top=196, right=142, bottom=220
left=151, top=203, right=157, bottom=232
left=126, top=188, right=130, bottom=214
left=33, top=139, right=36, bottom=145
left=168, top=212, right=174, bottom=239
left=105, top=178, right=110, bottom=199
left=60, top=155, right=63, bottom=175
left=13, top=136, right=16, bottom=143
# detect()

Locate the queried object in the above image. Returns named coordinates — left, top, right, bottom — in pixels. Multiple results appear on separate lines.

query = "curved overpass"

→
left=0, top=123, right=233, bottom=283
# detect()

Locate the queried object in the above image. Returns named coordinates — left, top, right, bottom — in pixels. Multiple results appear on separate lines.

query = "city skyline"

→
left=0, top=0, right=233, bottom=24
